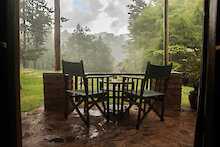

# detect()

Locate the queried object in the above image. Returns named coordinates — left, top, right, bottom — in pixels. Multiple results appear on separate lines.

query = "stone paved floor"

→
left=22, top=107, right=196, bottom=147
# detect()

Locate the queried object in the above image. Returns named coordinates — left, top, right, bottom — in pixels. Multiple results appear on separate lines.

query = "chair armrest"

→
left=65, top=90, right=75, bottom=97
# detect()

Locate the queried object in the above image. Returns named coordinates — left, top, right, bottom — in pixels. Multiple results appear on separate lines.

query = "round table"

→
left=106, top=79, right=133, bottom=121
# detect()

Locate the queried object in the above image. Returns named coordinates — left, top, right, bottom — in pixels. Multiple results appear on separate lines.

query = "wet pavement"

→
left=22, top=107, right=196, bottom=147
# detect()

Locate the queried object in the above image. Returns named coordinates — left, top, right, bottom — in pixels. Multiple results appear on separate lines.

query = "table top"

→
left=86, top=75, right=112, bottom=78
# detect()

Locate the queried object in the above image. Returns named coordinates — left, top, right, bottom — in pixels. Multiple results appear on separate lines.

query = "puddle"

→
left=72, top=108, right=102, bottom=117
left=89, top=126, right=99, bottom=139
left=44, top=135, right=65, bottom=143
left=89, top=109, right=102, bottom=117
left=48, top=137, right=64, bottom=143
left=22, top=106, right=196, bottom=147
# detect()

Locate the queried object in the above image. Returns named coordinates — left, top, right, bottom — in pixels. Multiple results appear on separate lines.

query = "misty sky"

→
left=47, top=0, right=132, bottom=35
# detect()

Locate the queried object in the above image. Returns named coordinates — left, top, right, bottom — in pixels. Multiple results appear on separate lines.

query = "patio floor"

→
left=22, top=106, right=196, bottom=147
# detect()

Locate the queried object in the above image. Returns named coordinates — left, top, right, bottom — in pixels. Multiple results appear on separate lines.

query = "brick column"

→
left=165, top=72, right=182, bottom=111
left=43, top=73, right=73, bottom=113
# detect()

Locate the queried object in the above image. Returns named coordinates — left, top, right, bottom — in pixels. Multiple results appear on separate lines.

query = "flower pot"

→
left=188, top=93, right=197, bottom=110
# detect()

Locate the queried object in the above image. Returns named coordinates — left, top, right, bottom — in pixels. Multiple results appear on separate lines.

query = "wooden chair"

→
left=62, top=60, right=110, bottom=127
left=122, top=62, right=172, bottom=129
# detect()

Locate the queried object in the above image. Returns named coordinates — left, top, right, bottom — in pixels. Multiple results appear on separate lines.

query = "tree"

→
left=63, top=24, right=113, bottom=72
left=168, top=0, right=203, bottom=85
left=122, top=0, right=163, bottom=72
left=54, top=0, right=61, bottom=71
left=20, top=0, right=53, bottom=68
left=123, top=0, right=203, bottom=85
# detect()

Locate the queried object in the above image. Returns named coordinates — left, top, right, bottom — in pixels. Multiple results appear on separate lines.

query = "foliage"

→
left=123, top=0, right=163, bottom=73
left=182, top=86, right=193, bottom=107
left=63, top=24, right=113, bottom=72
left=123, top=0, right=203, bottom=85
left=170, top=45, right=201, bottom=85
left=20, top=0, right=53, bottom=68
left=127, top=0, right=147, bottom=26
left=169, top=0, right=203, bottom=85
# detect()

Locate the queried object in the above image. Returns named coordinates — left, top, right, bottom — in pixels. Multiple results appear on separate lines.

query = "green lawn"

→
left=20, top=69, right=44, bottom=112
left=20, top=69, right=192, bottom=112
left=181, top=86, right=193, bottom=108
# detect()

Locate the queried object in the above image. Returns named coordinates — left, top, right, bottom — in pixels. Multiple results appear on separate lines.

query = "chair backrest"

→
left=62, top=60, right=85, bottom=77
left=62, top=60, right=88, bottom=94
left=140, top=62, right=172, bottom=95
left=146, top=62, right=172, bottom=79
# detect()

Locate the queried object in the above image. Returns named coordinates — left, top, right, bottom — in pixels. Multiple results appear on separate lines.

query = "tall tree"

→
left=123, top=0, right=163, bottom=72
left=164, top=0, right=169, bottom=65
left=64, top=24, right=113, bottom=72
left=54, top=0, right=61, bottom=71
left=20, top=0, right=53, bottom=68
left=124, top=0, right=203, bottom=85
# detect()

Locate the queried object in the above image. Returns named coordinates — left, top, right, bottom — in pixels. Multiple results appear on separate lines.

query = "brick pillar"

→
left=165, top=72, right=182, bottom=111
left=43, top=73, right=72, bottom=113
left=153, top=72, right=182, bottom=116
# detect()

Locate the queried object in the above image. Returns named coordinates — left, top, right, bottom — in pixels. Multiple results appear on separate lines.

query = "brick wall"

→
left=43, top=72, right=182, bottom=114
left=43, top=73, right=66, bottom=113
left=165, top=72, right=182, bottom=111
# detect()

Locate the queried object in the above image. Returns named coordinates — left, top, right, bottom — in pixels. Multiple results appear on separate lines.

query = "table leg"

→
left=107, top=78, right=110, bottom=122
left=117, top=84, right=120, bottom=114
left=113, top=84, right=116, bottom=116
left=121, top=78, right=125, bottom=112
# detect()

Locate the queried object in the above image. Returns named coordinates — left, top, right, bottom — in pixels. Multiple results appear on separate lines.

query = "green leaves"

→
left=20, top=0, right=53, bottom=63
left=64, top=24, right=113, bottom=72
left=123, top=0, right=202, bottom=85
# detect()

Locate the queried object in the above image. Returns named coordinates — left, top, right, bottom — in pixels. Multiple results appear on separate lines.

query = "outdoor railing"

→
left=75, top=72, right=145, bottom=91
left=76, top=71, right=181, bottom=90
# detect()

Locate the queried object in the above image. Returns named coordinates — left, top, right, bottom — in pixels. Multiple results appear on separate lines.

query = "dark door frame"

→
left=1, top=0, right=22, bottom=147
left=194, top=0, right=219, bottom=146
left=1, top=0, right=219, bottom=147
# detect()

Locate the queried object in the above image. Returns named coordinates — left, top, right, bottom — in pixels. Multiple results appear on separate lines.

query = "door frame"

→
left=2, top=0, right=218, bottom=146
left=194, top=0, right=218, bottom=146
left=1, top=0, right=22, bottom=146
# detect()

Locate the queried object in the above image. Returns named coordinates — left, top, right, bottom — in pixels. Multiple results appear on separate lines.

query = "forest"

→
left=20, top=0, right=203, bottom=86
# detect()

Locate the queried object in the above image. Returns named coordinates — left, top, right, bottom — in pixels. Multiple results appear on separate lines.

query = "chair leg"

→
left=86, top=110, right=90, bottom=127
left=102, top=101, right=106, bottom=113
left=84, top=103, right=86, bottom=114
left=143, top=100, right=147, bottom=113
left=160, top=97, right=165, bottom=121
left=136, top=98, right=143, bottom=129
left=107, top=94, right=110, bottom=122
left=84, top=97, right=90, bottom=128
left=64, top=111, right=68, bottom=120
left=127, top=96, right=133, bottom=116
left=64, top=100, right=68, bottom=120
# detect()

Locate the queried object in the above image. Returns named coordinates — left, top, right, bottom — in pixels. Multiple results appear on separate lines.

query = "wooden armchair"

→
left=62, top=60, right=110, bottom=127
left=122, top=62, right=172, bottom=129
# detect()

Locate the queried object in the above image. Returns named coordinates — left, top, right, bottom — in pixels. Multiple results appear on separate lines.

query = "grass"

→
left=20, top=69, right=44, bottom=112
left=20, top=69, right=192, bottom=112
left=181, top=86, right=193, bottom=108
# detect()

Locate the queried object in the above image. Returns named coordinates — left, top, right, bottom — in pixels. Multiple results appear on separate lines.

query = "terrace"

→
left=22, top=106, right=196, bottom=147
left=17, top=0, right=203, bottom=146
left=21, top=69, right=196, bottom=147
left=2, top=0, right=219, bottom=145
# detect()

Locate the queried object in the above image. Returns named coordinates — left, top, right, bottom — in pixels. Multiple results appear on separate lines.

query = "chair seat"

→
left=125, top=89, right=164, bottom=98
left=66, top=89, right=107, bottom=97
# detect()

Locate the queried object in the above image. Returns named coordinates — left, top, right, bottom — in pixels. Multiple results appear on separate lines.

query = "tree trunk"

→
left=54, top=0, right=61, bottom=71
left=22, top=0, right=27, bottom=69
left=164, top=0, right=169, bottom=65
left=22, top=57, right=28, bottom=68
left=33, top=60, right=37, bottom=69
